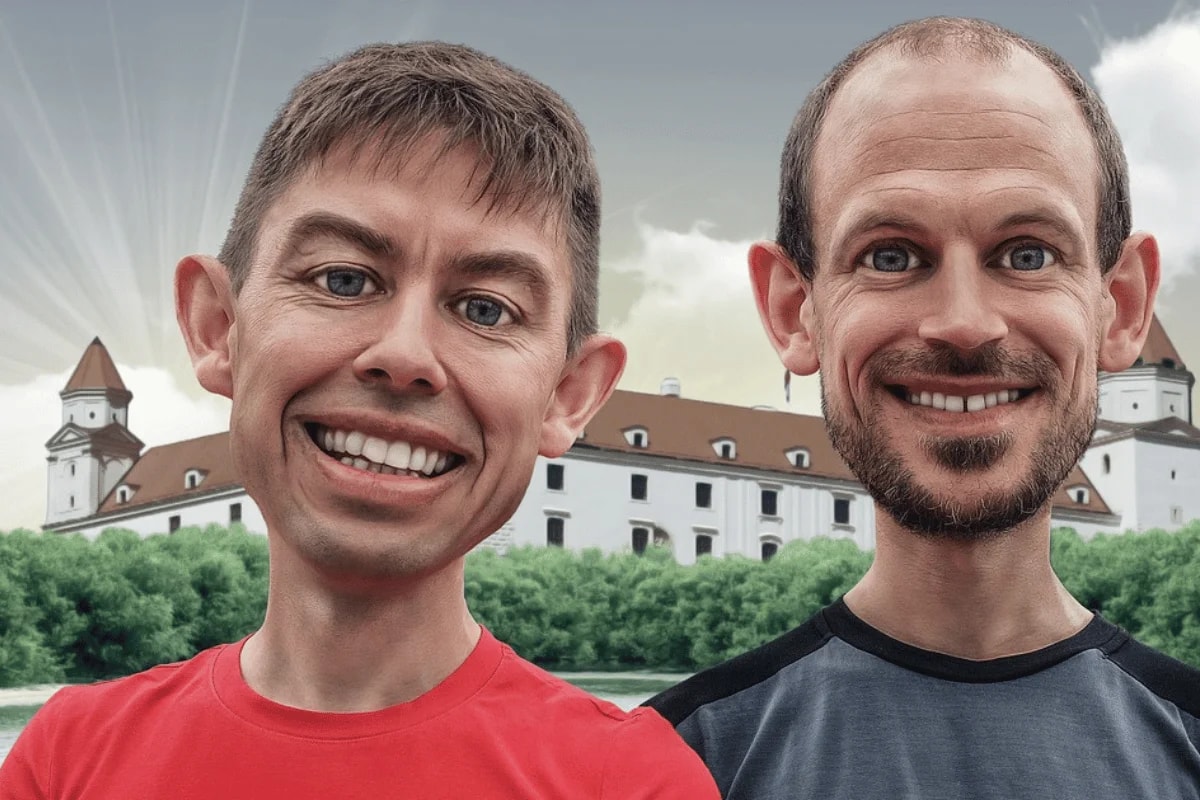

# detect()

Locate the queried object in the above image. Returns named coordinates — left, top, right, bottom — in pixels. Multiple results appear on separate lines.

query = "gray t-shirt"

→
left=647, top=599, right=1200, bottom=799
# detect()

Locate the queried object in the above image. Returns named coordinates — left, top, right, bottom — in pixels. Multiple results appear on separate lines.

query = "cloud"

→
left=0, top=366, right=229, bottom=532
left=1093, top=11, right=1200, bottom=285
left=607, top=222, right=823, bottom=415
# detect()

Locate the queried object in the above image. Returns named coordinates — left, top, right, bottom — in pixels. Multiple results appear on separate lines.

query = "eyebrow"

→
left=451, top=250, right=553, bottom=300
left=837, top=210, right=929, bottom=247
left=993, top=210, right=1085, bottom=251
left=279, top=212, right=397, bottom=261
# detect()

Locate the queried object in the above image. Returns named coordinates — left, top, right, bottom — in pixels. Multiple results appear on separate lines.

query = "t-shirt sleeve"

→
left=0, top=691, right=66, bottom=800
left=599, top=707, right=720, bottom=799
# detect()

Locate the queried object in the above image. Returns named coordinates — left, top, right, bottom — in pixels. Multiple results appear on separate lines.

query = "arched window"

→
left=712, top=438, right=736, bottom=459
left=623, top=427, right=649, bottom=448
left=785, top=447, right=811, bottom=469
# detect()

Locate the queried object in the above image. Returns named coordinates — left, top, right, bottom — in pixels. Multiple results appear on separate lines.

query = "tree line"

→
left=1, top=523, right=1198, bottom=687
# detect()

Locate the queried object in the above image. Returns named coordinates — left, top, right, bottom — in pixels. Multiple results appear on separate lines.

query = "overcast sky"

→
left=2, top=0, right=1197, bottom=530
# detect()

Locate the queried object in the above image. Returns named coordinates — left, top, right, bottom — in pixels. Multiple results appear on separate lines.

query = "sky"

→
left=1, top=0, right=1198, bottom=531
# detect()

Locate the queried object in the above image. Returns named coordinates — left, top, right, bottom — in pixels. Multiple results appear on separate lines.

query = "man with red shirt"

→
left=2, top=42, right=718, bottom=799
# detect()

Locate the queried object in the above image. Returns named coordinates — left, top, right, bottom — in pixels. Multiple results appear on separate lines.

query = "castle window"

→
left=116, top=486, right=132, bottom=504
left=623, top=427, right=649, bottom=448
left=695, top=482, right=712, bottom=508
left=89, top=412, right=95, bottom=420
left=631, top=526, right=649, bottom=555
left=69, top=495, right=74, bottom=508
left=1067, top=486, right=1090, bottom=505
left=760, top=535, right=782, bottom=562
left=631, top=473, right=648, bottom=501
left=785, top=448, right=811, bottom=469
left=70, top=463, right=75, bottom=476
left=546, top=516, right=565, bottom=547
left=834, top=497, right=852, bottom=525
left=1171, top=507, right=1184, bottom=525
left=712, top=438, right=736, bottom=459
left=761, top=489, right=779, bottom=517
left=1171, top=470, right=1177, bottom=481
left=547, top=463, right=564, bottom=491
left=1163, top=358, right=1176, bottom=369
left=230, top=503, right=242, bottom=524
left=169, top=515, right=181, bottom=533
left=184, top=469, right=207, bottom=490
left=695, top=534, right=713, bottom=558
left=1103, top=454, right=1111, bottom=474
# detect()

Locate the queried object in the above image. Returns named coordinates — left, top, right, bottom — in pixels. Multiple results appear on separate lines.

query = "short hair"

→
left=777, top=17, right=1130, bottom=280
left=219, top=41, right=600, bottom=352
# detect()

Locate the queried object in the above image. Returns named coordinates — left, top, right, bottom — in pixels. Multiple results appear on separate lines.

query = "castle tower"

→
left=44, top=338, right=144, bottom=526
left=1098, top=315, right=1193, bottom=425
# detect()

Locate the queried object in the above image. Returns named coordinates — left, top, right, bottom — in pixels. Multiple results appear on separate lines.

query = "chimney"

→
left=660, top=377, right=681, bottom=397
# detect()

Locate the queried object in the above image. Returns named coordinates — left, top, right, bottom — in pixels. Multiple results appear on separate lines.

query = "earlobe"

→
left=1099, top=233, right=1160, bottom=373
left=748, top=241, right=820, bottom=376
left=175, top=255, right=236, bottom=398
left=539, top=335, right=627, bottom=457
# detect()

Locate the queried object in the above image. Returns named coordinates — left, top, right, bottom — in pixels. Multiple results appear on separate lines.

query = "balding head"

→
left=776, top=17, right=1130, bottom=281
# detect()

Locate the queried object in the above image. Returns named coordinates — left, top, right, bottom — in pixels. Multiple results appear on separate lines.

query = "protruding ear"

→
left=748, top=241, right=819, bottom=376
left=175, top=255, right=236, bottom=398
left=540, top=334, right=627, bottom=457
left=1099, top=233, right=1160, bottom=373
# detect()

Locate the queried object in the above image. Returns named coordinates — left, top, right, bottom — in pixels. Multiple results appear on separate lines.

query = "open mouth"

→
left=886, top=385, right=1038, bottom=414
left=304, top=423, right=464, bottom=478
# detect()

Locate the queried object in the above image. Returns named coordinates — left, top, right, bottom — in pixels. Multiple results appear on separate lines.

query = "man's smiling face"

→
left=223, top=135, right=576, bottom=581
left=804, top=47, right=1110, bottom=538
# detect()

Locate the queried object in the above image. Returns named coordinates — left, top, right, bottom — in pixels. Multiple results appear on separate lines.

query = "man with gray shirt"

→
left=648, top=16, right=1200, bottom=799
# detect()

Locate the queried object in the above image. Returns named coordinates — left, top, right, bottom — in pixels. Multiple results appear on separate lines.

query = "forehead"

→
left=810, top=47, right=1099, bottom=245
left=258, top=135, right=571, bottom=280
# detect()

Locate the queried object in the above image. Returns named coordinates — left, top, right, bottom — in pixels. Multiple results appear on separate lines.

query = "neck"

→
left=844, top=506, right=1092, bottom=661
left=241, top=539, right=481, bottom=713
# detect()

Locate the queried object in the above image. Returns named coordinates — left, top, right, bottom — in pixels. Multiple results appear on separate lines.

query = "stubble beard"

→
left=822, top=344, right=1097, bottom=541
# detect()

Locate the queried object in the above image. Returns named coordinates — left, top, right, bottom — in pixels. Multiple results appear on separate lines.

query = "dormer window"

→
left=184, top=469, right=207, bottom=490
left=1067, top=485, right=1090, bottom=505
left=712, top=438, right=736, bottom=459
left=623, top=427, right=649, bottom=448
left=785, top=447, right=811, bottom=469
left=115, top=485, right=134, bottom=504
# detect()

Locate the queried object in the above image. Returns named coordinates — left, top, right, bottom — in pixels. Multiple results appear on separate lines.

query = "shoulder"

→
left=647, top=608, right=832, bottom=729
left=1105, top=633, right=1200, bottom=722
left=0, top=646, right=227, bottom=793
left=489, top=647, right=720, bottom=798
left=26, top=645, right=226, bottom=741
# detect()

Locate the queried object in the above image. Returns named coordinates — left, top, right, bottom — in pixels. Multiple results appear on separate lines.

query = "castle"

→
left=43, top=318, right=1199, bottom=563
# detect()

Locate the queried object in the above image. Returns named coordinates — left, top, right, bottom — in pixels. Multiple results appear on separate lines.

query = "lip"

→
left=882, top=383, right=1040, bottom=430
left=884, top=380, right=1038, bottom=396
left=301, top=412, right=468, bottom=459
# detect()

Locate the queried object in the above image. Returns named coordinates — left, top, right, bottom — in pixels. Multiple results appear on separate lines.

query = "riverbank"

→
left=0, top=685, right=65, bottom=708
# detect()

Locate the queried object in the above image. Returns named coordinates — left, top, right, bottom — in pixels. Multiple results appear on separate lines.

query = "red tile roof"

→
left=63, top=337, right=128, bottom=393
left=85, top=390, right=1112, bottom=520
left=1140, top=315, right=1185, bottom=368
left=98, top=431, right=239, bottom=513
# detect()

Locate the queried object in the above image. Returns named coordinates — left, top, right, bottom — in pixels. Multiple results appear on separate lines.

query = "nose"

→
left=917, top=248, right=1008, bottom=352
left=352, top=290, right=448, bottom=394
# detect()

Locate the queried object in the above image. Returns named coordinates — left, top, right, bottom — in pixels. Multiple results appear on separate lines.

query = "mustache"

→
left=865, top=342, right=1058, bottom=386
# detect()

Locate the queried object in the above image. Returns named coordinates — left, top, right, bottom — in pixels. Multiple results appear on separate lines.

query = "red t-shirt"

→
left=1, top=628, right=718, bottom=799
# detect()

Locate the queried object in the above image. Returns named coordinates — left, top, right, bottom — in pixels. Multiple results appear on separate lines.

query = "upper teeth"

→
left=316, top=426, right=452, bottom=476
left=907, top=389, right=1022, bottom=413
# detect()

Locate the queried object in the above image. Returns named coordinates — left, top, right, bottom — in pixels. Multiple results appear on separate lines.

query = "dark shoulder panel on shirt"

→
left=1106, top=633, right=1200, bottom=739
left=644, top=609, right=832, bottom=727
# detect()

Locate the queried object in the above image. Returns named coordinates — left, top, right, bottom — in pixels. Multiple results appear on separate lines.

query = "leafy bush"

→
left=0, top=522, right=1196, bottom=686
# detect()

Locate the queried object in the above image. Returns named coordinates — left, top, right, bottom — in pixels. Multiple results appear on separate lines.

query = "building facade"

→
left=47, top=321, right=1198, bottom=559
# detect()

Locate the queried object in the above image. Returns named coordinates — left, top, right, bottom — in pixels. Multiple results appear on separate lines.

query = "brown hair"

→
left=219, top=41, right=600, bottom=352
left=777, top=17, right=1130, bottom=280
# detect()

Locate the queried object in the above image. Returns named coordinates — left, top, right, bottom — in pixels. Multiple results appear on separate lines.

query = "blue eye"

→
left=863, top=245, right=919, bottom=272
left=317, top=269, right=377, bottom=297
left=457, top=296, right=512, bottom=327
left=1003, top=244, right=1056, bottom=271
